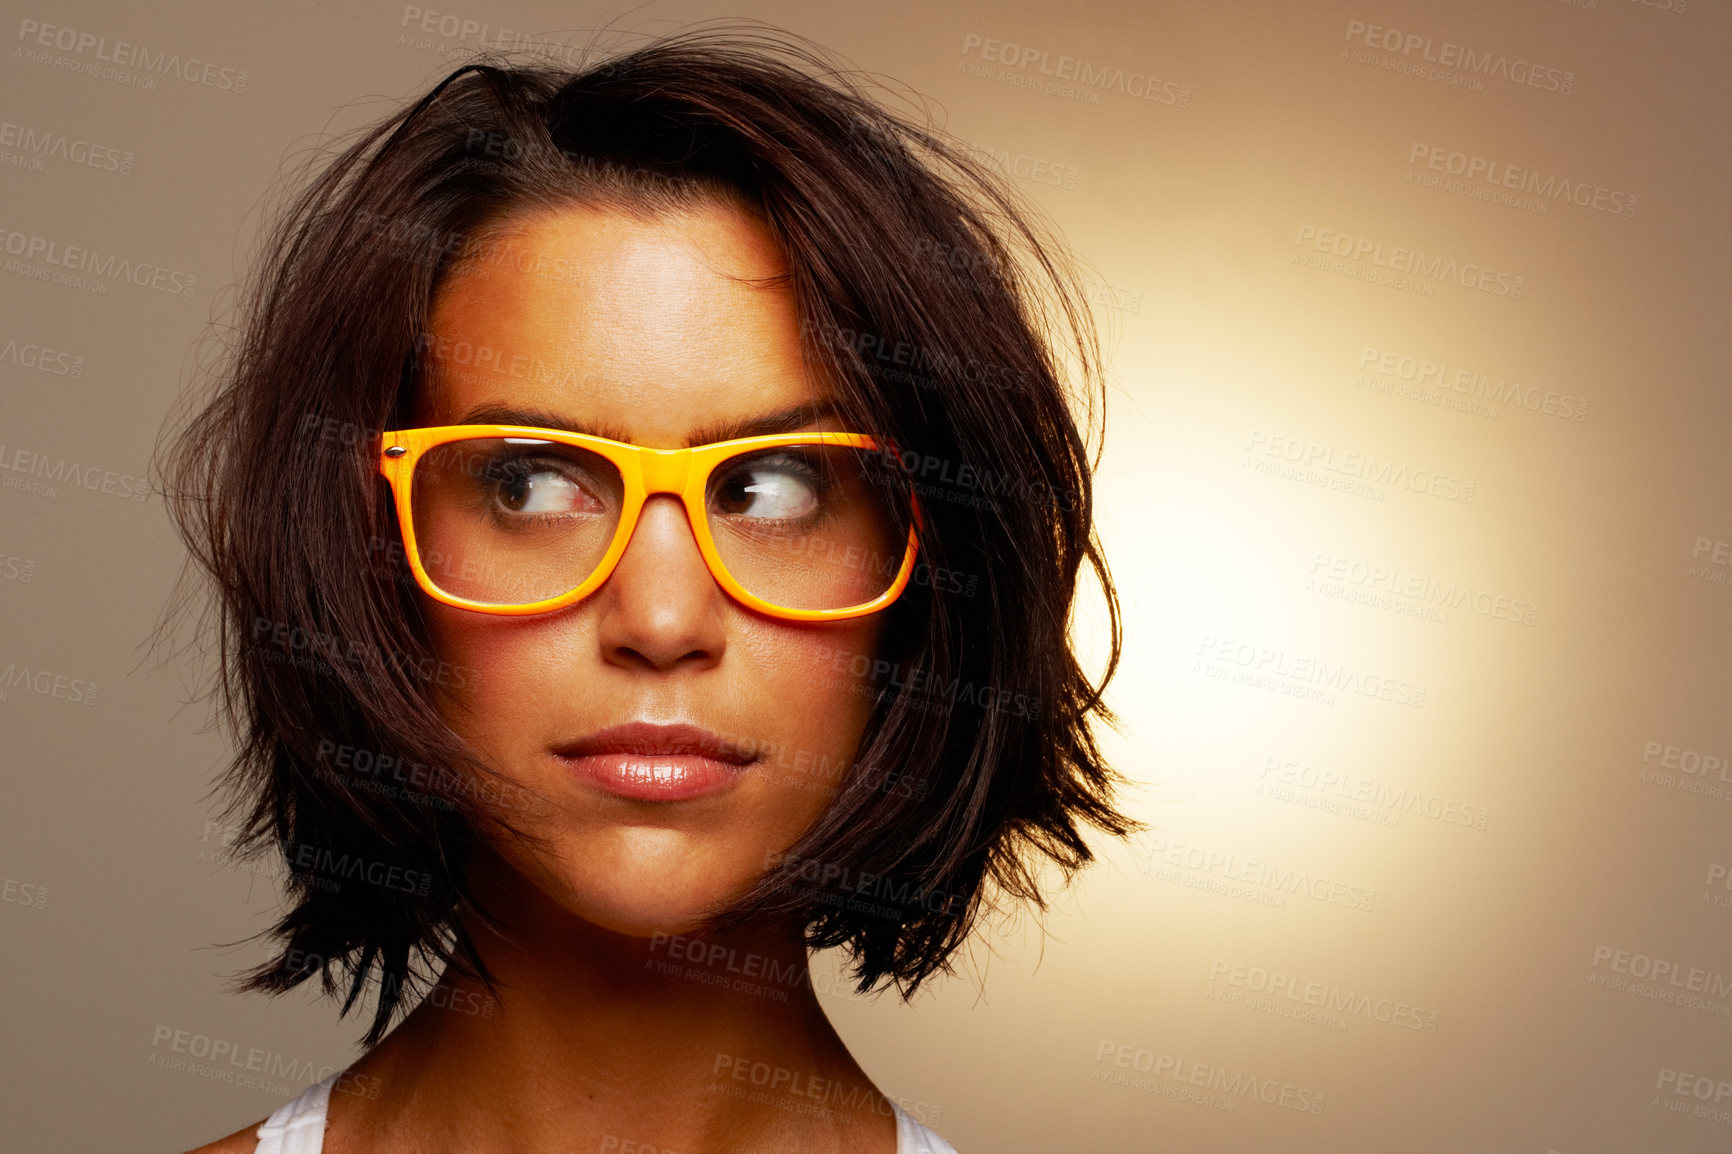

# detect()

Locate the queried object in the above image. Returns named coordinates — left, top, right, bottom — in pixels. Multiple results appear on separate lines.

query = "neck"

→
left=334, top=853, right=896, bottom=1153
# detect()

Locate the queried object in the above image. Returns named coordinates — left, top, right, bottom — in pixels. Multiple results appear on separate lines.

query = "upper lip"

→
left=552, top=722, right=759, bottom=765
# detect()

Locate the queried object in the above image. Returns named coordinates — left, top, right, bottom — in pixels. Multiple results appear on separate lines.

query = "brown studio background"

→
left=2, top=0, right=1728, bottom=1150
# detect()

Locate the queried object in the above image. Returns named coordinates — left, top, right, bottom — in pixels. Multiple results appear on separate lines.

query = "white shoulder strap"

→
left=253, top=1072, right=337, bottom=1154
left=252, top=1072, right=955, bottom=1153
left=892, top=1099, right=960, bottom=1154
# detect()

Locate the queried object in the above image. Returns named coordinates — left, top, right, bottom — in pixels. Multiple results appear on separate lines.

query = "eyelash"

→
left=476, top=450, right=842, bottom=531
left=483, top=456, right=601, bottom=527
left=715, top=456, right=833, bottom=514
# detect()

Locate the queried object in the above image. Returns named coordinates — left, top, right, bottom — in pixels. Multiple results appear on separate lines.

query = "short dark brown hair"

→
left=158, top=28, right=1137, bottom=1045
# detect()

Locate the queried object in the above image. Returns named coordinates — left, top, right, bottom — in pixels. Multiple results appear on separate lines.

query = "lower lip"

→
left=556, top=753, right=751, bottom=801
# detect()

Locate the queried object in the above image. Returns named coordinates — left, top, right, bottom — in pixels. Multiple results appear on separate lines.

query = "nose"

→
left=594, top=493, right=726, bottom=672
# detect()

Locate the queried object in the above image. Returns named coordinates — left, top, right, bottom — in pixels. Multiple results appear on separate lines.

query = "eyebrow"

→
left=452, top=401, right=845, bottom=447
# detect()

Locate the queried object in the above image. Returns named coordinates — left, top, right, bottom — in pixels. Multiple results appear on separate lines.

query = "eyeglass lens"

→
left=408, top=438, right=913, bottom=612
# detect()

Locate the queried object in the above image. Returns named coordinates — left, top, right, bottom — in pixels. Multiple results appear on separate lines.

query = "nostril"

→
left=597, top=497, right=729, bottom=671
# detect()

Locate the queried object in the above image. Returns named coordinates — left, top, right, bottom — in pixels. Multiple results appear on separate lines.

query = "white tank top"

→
left=254, top=1071, right=959, bottom=1153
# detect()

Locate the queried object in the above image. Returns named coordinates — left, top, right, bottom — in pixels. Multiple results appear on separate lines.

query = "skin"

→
left=190, top=201, right=901, bottom=1153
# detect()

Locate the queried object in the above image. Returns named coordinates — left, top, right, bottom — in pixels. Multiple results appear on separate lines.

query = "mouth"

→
left=551, top=721, right=760, bottom=802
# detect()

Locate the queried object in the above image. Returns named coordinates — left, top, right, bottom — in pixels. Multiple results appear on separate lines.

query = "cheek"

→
left=422, top=607, right=578, bottom=743
left=740, top=619, right=883, bottom=734
left=423, top=604, right=886, bottom=767
left=726, top=619, right=887, bottom=812
left=417, top=607, right=892, bottom=935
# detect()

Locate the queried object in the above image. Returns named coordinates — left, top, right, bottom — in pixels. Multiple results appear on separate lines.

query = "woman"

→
left=163, top=29, right=1135, bottom=1154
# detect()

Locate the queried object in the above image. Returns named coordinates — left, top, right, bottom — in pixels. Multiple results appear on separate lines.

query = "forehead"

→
left=416, top=201, right=823, bottom=446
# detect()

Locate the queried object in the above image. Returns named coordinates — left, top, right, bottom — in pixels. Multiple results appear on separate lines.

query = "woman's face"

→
left=412, top=199, right=884, bottom=938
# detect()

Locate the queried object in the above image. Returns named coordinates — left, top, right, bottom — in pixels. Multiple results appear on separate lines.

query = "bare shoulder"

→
left=179, top=1118, right=265, bottom=1154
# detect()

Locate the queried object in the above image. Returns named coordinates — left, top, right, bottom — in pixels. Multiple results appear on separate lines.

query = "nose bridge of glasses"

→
left=638, top=447, right=692, bottom=496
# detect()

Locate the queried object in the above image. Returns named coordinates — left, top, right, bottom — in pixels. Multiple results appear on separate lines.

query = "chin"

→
left=557, top=874, right=745, bottom=939
left=482, top=822, right=772, bottom=940
left=536, top=844, right=755, bottom=940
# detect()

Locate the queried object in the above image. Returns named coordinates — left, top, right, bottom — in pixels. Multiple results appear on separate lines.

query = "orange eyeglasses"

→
left=376, top=424, right=923, bottom=620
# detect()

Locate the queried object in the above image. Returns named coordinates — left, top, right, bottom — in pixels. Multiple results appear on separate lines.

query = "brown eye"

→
left=484, top=457, right=607, bottom=517
left=713, top=457, right=823, bottom=520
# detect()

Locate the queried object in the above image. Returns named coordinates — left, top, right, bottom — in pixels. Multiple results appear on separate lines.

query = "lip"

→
left=551, top=722, right=759, bottom=802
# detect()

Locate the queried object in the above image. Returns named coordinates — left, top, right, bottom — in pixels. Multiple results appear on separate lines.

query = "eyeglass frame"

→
left=376, top=423, right=925, bottom=620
